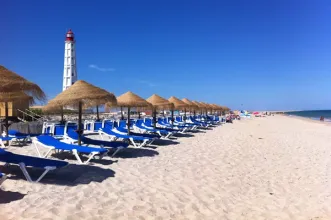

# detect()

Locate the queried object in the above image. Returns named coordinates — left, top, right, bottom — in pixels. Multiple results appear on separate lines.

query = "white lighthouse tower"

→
left=62, top=29, right=77, bottom=91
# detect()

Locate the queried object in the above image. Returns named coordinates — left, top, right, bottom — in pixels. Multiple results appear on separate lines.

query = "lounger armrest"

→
left=44, top=166, right=57, bottom=171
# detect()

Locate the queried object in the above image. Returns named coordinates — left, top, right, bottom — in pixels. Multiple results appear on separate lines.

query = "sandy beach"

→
left=1, top=115, right=331, bottom=220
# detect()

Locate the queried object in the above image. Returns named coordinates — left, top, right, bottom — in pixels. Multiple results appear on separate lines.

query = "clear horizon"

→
left=2, top=0, right=331, bottom=111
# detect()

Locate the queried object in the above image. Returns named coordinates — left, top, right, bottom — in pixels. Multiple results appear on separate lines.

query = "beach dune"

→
left=1, top=115, right=331, bottom=220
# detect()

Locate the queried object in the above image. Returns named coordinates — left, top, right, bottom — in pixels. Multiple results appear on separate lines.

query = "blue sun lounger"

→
left=116, top=120, right=161, bottom=139
left=0, top=136, right=13, bottom=148
left=134, top=120, right=173, bottom=139
left=0, top=172, right=6, bottom=185
left=114, top=126, right=160, bottom=139
left=64, top=131, right=129, bottom=157
left=0, top=148, right=68, bottom=183
left=32, top=135, right=108, bottom=164
left=144, top=118, right=191, bottom=133
left=8, top=130, right=40, bottom=145
left=99, top=128, right=156, bottom=148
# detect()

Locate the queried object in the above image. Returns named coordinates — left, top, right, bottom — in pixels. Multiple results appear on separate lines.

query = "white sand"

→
left=1, top=115, right=331, bottom=220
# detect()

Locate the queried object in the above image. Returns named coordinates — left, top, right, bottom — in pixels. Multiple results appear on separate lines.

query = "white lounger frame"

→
left=0, top=138, right=12, bottom=148
left=63, top=135, right=123, bottom=158
left=3, top=162, right=59, bottom=183
left=32, top=138, right=107, bottom=164
left=134, top=124, right=173, bottom=139
left=156, top=123, right=189, bottom=133
left=0, top=173, right=6, bottom=185
left=98, top=130, right=154, bottom=148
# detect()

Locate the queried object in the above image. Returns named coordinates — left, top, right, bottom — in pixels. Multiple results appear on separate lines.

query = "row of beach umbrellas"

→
left=0, top=65, right=230, bottom=145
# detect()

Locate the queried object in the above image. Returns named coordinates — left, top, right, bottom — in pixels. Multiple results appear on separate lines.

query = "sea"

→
left=285, top=110, right=331, bottom=122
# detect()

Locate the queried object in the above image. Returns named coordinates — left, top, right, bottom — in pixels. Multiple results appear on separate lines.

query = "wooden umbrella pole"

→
left=127, top=107, right=131, bottom=135
left=138, top=111, right=141, bottom=119
left=194, top=110, right=196, bottom=117
left=78, top=101, right=83, bottom=146
left=5, top=102, right=9, bottom=145
left=171, top=109, right=174, bottom=126
left=153, top=109, right=157, bottom=129
left=184, top=108, right=186, bottom=121
left=96, top=105, right=100, bottom=121
left=120, top=107, right=124, bottom=120
left=61, top=107, right=64, bottom=124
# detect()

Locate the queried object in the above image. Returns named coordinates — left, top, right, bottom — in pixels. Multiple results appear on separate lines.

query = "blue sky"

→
left=1, top=0, right=331, bottom=110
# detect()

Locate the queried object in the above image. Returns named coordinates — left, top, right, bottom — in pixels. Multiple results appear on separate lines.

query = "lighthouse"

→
left=62, top=29, right=77, bottom=91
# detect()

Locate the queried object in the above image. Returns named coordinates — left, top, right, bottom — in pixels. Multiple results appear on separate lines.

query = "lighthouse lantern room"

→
left=62, top=29, right=77, bottom=91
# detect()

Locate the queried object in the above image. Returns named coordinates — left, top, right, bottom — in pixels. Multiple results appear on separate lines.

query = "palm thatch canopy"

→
left=115, top=91, right=150, bottom=108
left=211, top=104, right=221, bottom=110
left=0, top=92, right=34, bottom=104
left=46, top=80, right=117, bottom=107
left=146, top=94, right=173, bottom=109
left=205, top=103, right=215, bottom=110
left=222, top=106, right=230, bottom=111
left=199, top=102, right=210, bottom=110
left=42, top=103, right=63, bottom=113
left=0, top=65, right=46, bottom=101
left=45, top=80, right=116, bottom=145
left=168, top=96, right=188, bottom=110
left=192, top=101, right=204, bottom=109
left=182, top=98, right=199, bottom=110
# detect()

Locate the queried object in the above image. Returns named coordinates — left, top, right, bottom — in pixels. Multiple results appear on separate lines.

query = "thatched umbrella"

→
left=146, top=94, right=173, bottom=129
left=209, top=104, right=220, bottom=115
left=45, top=80, right=117, bottom=145
left=114, top=91, right=150, bottom=135
left=0, top=66, right=46, bottom=141
left=182, top=98, right=199, bottom=117
left=43, top=103, right=66, bottom=123
left=0, top=66, right=45, bottom=99
left=205, top=103, right=215, bottom=115
left=192, top=101, right=204, bottom=115
left=168, top=96, right=188, bottom=125
left=0, top=92, right=35, bottom=139
left=199, top=102, right=210, bottom=116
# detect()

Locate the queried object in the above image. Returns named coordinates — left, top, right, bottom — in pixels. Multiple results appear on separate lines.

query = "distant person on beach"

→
left=320, top=116, right=324, bottom=121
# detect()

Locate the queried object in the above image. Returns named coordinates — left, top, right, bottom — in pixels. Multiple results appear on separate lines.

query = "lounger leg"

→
left=165, top=133, right=172, bottom=139
left=149, top=138, right=156, bottom=146
left=35, top=167, right=56, bottom=183
left=33, top=142, right=42, bottom=157
left=0, top=139, right=5, bottom=148
left=43, top=148, right=54, bottom=158
left=85, top=152, right=99, bottom=164
left=19, top=163, right=56, bottom=183
left=19, top=162, right=33, bottom=182
left=129, top=138, right=139, bottom=148
left=141, top=139, right=150, bottom=147
left=0, top=174, right=6, bottom=185
left=99, top=132, right=105, bottom=140
left=110, top=147, right=124, bottom=157
left=72, top=149, right=84, bottom=164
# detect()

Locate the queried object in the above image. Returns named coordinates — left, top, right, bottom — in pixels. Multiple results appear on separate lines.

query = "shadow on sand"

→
left=114, top=148, right=159, bottom=159
left=174, top=133, right=194, bottom=138
left=1, top=163, right=115, bottom=186
left=0, top=190, right=26, bottom=204
left=48, top=152, right=116, bottom=166
left=152, top=139, right=180, bottom=146
left=189, top=130, right=206, bottom=134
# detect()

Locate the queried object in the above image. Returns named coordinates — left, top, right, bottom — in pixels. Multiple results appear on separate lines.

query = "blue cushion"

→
left=0, top=149, right=68, bottom=168
left=67, top=131, right=129, bottom=148
left=37, top=135, right=107, bottom=154
left=101, top=128, right=151, bottom=141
